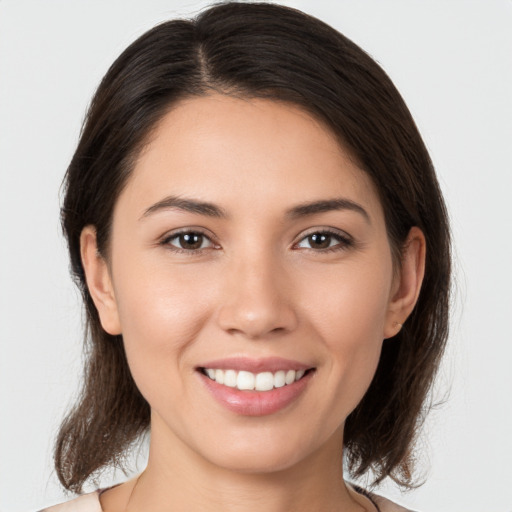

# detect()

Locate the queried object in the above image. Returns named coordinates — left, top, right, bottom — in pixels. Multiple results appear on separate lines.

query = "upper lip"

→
left=197, top=357, right=314, bottom=373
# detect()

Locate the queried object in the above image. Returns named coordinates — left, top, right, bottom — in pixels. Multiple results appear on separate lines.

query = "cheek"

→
left=111, top=259, right=218, bottom=399
left=303, top=259, right=392, bottom=414
left=304, top=254, right=392, bottom=342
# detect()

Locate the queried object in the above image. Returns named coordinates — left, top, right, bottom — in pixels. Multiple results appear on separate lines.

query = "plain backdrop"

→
left=1, top=1, right=511, bottom=511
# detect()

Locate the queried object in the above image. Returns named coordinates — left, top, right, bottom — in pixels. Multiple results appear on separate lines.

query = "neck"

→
left=124, top=415, right=366, bottom=512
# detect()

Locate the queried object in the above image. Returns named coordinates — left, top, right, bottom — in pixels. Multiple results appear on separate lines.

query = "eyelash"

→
left=295, top=229, right=353, bottom=253
left=159, top=228, right=354, bottom=255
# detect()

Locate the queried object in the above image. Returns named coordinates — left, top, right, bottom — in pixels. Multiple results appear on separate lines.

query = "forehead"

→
left=119, top=94, right=383, bottom=222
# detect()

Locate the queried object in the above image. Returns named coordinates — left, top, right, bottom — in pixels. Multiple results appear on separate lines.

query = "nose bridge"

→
left=216, top=243, right=298, bottom=339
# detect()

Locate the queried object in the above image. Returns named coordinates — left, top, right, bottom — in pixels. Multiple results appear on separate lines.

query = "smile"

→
left=197, top=359, right=316, bottom=416
left=201, top=368, right=308, bottom=391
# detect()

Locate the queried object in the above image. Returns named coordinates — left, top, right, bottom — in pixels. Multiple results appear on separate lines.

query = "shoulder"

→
left=38, top=491, right=102, bottom=512
left=350, top=483, right=418, bottom=512
left=371, top=493, right=417, bottom=512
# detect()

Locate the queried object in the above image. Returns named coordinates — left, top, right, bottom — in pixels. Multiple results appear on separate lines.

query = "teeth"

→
left=203, top=368, right=309, bottom=391
left=285, top=370, right=296, bottom=385
left=255, top=372, right=274, bottom=391
left=237, top=371, right=255, bottom=390
left=224, top=369, right=237, bottom=388
left=215, top=369, right=224, bottom=385
left=274, top=370, right=286, bottom=388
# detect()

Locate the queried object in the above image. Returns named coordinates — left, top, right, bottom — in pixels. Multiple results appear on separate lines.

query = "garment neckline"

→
left=96, top=481, right=380, bottom=512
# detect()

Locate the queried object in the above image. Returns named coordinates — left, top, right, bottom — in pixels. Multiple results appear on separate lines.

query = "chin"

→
left=208, top=449, right=307, bottom=475
left=197, top=427, right=325, bottom=475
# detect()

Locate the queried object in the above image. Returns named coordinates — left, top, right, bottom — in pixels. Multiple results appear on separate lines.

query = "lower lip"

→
left=199, top=371, right=313, bottom=416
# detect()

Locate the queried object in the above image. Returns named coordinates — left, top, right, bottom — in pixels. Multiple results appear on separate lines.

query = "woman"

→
left=42, top=2, right=450, bottom=511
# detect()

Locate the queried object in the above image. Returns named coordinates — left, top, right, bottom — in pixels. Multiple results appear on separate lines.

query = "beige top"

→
left=40, top=485, right=415, bottom=512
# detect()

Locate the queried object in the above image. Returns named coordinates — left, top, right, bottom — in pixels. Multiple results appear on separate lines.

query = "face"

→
left=84, top=94, right=412, bottom=475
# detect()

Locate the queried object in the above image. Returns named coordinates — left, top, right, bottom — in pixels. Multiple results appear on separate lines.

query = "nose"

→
left=216, top=251, right=299, bottom=340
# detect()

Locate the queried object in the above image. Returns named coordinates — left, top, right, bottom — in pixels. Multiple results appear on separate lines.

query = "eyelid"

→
left=293, top=227, right=354, bottom=252
left=159, top=226, right=354, bottom=255
left=160, top=228, right=219, bottom=254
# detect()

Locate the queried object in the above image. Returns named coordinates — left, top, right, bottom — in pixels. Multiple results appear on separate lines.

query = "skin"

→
left=81, top=94, right=425, bottom=512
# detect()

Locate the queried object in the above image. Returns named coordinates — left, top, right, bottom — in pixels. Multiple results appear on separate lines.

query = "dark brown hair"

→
left=57, top=1, right=451, bottom=493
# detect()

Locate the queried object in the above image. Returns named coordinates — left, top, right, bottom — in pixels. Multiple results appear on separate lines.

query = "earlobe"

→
left=80, top=226, right=122, bottom=335
left=384, top=226, right=426, bottom=339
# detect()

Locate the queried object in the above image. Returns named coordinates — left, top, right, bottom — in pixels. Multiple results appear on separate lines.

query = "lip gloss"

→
left=199, top=370, right=312, bottom=416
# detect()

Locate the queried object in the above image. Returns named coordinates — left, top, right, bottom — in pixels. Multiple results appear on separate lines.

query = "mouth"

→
left=196, top=359, right=316, bottom=416
left=199, top=367, right=315, bottom=392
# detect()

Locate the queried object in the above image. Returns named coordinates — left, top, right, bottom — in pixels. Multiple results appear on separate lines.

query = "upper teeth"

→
left=204, top=368, right=306, bottom=391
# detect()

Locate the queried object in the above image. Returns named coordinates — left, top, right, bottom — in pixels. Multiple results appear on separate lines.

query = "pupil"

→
left=310, top=233, right=330, bottom=249
left=180, top=233, right=202, bottom=249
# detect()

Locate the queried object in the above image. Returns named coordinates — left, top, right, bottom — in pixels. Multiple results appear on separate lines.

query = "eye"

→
left=161, top=230, right=216, bottom=253
left=295, top=230, right=353, bottom=252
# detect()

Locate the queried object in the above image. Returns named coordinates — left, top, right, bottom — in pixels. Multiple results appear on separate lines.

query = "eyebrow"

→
left=285, top=198, right=370, bottom=223
left=141, top=195, right=370, bottom=223
left=141, top=195, right=229, bottom=219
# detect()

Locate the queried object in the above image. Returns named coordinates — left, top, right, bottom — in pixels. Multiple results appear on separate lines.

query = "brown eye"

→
left=164, top=231, right=214, bottom=252
left=178, top=233, right=204, bottom=250
left=296, top=230, right=352, bottom=252
left=307, top=233, right=333, bottom=249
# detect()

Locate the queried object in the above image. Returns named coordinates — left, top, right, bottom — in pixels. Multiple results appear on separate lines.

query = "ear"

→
left=80, top=225, right=122, bottom=335
left=384, top=226, right=426, bottom=339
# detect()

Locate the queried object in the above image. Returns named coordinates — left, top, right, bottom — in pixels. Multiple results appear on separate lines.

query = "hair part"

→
left=57, top=1, right=450, bottom=493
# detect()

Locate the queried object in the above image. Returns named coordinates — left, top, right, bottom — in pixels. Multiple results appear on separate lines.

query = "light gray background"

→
left=1, top=1, right=511, bottom=511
